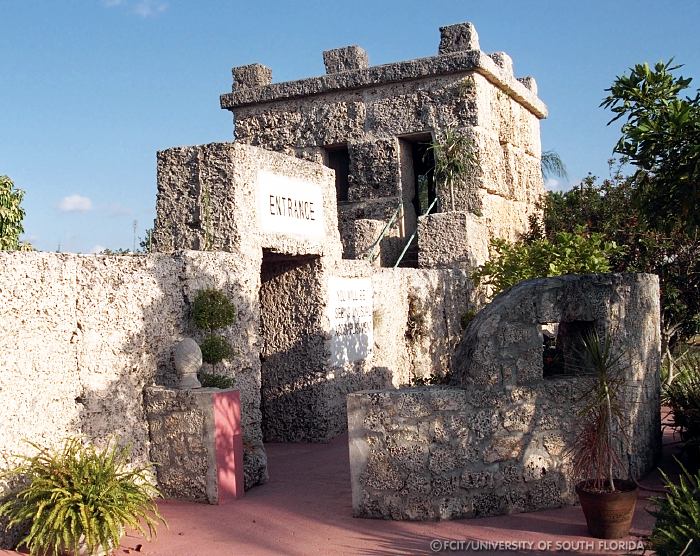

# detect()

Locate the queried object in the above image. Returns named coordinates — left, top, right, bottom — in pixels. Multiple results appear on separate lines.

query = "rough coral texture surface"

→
left=144, top=387, right=217, bottom=502
left=348, top=274, right=661, bottom=520
left=0, top=251, right=267, bottom=510
left=152, top=142, right=477, bottom=443
left=221, top=22, right=546, bottom=267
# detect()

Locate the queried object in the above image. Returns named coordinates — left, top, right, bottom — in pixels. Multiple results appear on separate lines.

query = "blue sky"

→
left=2, top=1, right=699, bottom=253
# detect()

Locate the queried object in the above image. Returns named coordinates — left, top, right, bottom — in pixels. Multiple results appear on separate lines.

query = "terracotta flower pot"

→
left=575, top=479, right=638, bottom=539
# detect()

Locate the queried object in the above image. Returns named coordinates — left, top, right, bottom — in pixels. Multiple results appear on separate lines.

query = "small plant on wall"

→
left=191, top=288, right=237, bottom=388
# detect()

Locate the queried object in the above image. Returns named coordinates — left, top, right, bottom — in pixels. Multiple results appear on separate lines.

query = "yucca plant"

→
left=568, top=331, right=628, bottom=491
left=0, top=438, right=166, bottom=556
left=648, top=463, right=700, bottom=556
left=426, top=127, right=478, bottom=212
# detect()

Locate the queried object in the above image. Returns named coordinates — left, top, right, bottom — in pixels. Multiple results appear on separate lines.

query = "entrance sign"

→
left=256, top=171, right=325, bottom=239
left=328, top=277, right=373, bottom=366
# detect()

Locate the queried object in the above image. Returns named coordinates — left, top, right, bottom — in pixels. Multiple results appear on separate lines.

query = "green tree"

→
left=541, top=150, right=568, bottom=181
left=530, top=164, right=700, bottom=367
left=0, top=175, right=32, bottom=251
left=601, top=60, right=700, bottom=232
left=139, top=227, right=153, bottom=253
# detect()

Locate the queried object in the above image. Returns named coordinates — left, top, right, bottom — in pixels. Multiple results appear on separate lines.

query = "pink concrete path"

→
left=1, top=417, right=679, bottom=556
left=119, top=436, right=670, bottom=556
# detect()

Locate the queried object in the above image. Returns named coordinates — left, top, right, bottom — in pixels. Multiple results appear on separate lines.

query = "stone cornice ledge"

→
left=220, top=50, right=548, bottom=119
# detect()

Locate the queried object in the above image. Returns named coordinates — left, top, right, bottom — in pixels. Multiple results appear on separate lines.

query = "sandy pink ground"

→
left=2, top=415, right=679, bottom=555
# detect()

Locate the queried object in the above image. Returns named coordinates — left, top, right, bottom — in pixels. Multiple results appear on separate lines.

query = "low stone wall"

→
left=348, top=385, right=581, bottom=520
left=0, top=251, right=266, bottom=504
left=348, top=274, right=661, bottom=520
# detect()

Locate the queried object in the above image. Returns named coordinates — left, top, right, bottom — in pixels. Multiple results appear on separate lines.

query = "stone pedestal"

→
left=144, top=386, right=245, bottom=503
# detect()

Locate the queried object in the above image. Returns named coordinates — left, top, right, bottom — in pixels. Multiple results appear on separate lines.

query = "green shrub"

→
left=0, top=438, right=165, bottom=556
left=0, top=175, right=32, bottom=252
left=192, top=288, right=236, bottom=332
left=472, top=229, right=622, bottom=297
left=198, top=372, right=235, bottom=389
left=200, top=334, right=233, bottom=365
left=665, top=356, right=700, bottom=465
left=648, top=463, right=700, bottom=556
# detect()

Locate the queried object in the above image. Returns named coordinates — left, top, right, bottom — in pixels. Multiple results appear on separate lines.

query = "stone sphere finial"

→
left=174, top=338, right=202, bottom=389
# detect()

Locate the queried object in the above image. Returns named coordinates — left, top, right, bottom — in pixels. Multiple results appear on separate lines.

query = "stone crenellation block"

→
left=323, top=45, right=369, bottom=74
left=517, top=76, right=538, bottom=95
left=232, top=63, right=273, bottom=90
left=489, top=52, right=514, bottom=76
left=438, top=22, right=480, bottom=54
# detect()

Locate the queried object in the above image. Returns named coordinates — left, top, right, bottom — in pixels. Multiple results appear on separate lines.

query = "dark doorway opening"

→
left=258, top=250, right=324, bottom=442
left=324, top=145, right=350, bottom=203
left=400, top=134, right=437, bottom=218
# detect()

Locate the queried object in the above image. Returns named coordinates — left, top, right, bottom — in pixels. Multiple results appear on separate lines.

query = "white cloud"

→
left=58, top=195, right=93, bottom=213
left=545, top=177, right=574, bottom=192
left=133, top=0, right=168, bottom=17
left=101, top=0, right=167, bottom=17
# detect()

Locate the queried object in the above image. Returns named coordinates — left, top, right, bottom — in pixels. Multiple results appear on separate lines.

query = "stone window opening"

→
left=324, top=144, right=351, bottom=204
left=540, top=320, right=597, bottom=378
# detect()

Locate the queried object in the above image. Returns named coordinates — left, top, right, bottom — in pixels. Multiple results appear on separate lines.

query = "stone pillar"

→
left=323, top=46, right=369, bottom=74
left=417, top=212, right=489, bottom=270
left=232, top=63, right=272, bottom=90
left=144, top=386, right=245, bottom=503
left=438, top=22, right=480, bottom=54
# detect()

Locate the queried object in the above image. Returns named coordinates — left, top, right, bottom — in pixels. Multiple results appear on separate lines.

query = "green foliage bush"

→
left=0, top=175, right=32, bottom=252
left=532, top=169, right=700, bottom=356
left=472, top=230, right=621, bottom=297
left=0, top=438, right=165, bottom=556
left=648, top=464, right=700, bottom=556
left=198, top=372, right=236, bottom=389
left=665, top=355, right=700, bottom=463
left=192, top=288, right=236, bottom=332
left=200, top=334, right=234, bottom=365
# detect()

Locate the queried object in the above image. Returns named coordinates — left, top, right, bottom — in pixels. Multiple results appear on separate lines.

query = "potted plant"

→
left=568, top=331, right=638, bottom=539
left=0, top=438, right=165, bottom=556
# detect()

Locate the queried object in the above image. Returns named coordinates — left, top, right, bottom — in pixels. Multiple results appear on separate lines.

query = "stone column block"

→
left=144, top=386, right=245, bottom=504
left=417, top=211, right=489, bottom=270
left=323, top=46, right=369, bottom=74
left=232, top=63, right=272, bottom=90
left=438, top=22, right=480, bottom=54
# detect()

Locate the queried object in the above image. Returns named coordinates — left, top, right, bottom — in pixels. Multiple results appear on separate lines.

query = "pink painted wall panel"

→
left=213, top=390, right=245, bottom=502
